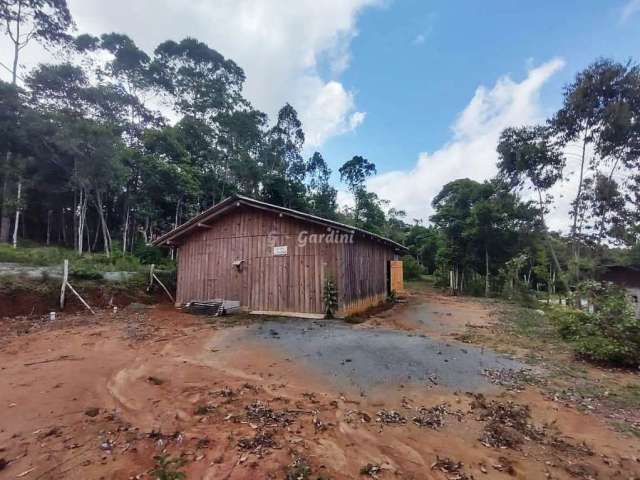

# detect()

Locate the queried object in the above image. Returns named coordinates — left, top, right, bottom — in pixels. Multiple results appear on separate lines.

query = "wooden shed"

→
left=152, top=195, right=407, bottom=317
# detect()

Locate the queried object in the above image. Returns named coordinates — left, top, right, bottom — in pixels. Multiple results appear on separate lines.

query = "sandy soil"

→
left=1, top=290, right=639, bottom=479
left=365, top=285, right=500, bottom=337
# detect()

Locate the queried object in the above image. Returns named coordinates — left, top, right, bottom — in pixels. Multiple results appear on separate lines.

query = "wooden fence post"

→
left=59, top=259, right=95, bottom=315
left=60, top=259, right=68, bottom=309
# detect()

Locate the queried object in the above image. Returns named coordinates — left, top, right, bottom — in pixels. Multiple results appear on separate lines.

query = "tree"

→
left=339, top=155, right=377, bottom=225
left=0, top=0, right=73, bottom=84
left=151, top=37, right=246, bottom=119
left=260, top=104, right=307, bottom=209
left=404, top=224, right=442, bottom=274
left=0, top=81, right=50, bottom=247
left=26, top=62, right=139, bottom=255
left=137, top=127, right=199, bottom=241
left=0, top=0, right=74, bottom=244
left=581, top=173, right=626, bottom=248
left=306, top=152, right=337, bottom=219
left=73, top=33, right=164, bottom=253
left=216, top=109, right=267, bottom=199
left=431, top=178, right=539, bottom=295
left=550, top=59, right=640, bottom=277
left=339, top=155, right=376, bottom=193
left=496, top=125, right=568, bottom=289
left=353, top=189, right=387, bottom=234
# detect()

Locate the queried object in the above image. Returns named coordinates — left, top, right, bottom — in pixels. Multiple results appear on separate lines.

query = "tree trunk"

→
left=572, top=131, right=589, bottom=282
left=122, top=207, right=130, bottom=255
left=12, top=179, right=22, bottom=248
left=11, top=3, right=21, bottom=86
left=485, top=246, right=490, bottom=297
left=0, top=156, right=12, bottom=243
left=86, top=216, right=93, bottom=253
left=537, top=189, right=568, bottom=293
left=91, top=217, right=100, bottom=252
left=142, top=216, right=149, bottom=244
left=2, top=5, right=22, bottom=243
left=60, top=208, right=66, bottom=244
left=77, top=188, right=88, bottom=255
left=95, top=191, right=112, bottom=257
left=174, top=196, right=183, bottom=229
left=46, top=210, right=52, bottom=245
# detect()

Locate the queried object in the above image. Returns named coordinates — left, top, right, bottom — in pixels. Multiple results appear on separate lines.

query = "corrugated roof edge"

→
left=151, top=193, right=408, bottom=252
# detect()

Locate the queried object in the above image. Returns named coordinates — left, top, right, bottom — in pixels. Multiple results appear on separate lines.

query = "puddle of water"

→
left=237, top=319, right=523, bottom=393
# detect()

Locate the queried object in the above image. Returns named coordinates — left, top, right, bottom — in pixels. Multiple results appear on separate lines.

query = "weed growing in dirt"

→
left=431, top=457, right=472, bottom=479
left=285, top=457, right=312, bottom=480
left=150, top=455, right=186, bottom=480
left=360, top=463, right=382, bottom=478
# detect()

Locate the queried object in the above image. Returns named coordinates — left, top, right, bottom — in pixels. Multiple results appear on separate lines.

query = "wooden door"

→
left=389, top=260, right=404, bottom=295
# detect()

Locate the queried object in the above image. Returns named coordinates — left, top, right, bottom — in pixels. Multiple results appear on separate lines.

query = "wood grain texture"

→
left=175, top=205, right=399, bottom=314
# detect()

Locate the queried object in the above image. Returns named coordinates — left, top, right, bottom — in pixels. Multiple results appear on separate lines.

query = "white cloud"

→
left=298, top=79, right=366, bottom=148
left=0, top=0, right=376, bottom=146
left=413, top=34, right=426, bottom=45
left=621, top=0, right=640, bottom=22
left=363, top=58, right=569, bottom=227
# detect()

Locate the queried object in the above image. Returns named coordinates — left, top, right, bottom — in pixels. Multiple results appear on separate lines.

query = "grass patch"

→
left=610, top=420, right=640, bottom=438
left=150, top=455, right=186, bottom=480
left=608, top=383, right=640, bottom=410
left=0, top=244, right=174, bottom=273
left=0, top=275, right=58, bottom=295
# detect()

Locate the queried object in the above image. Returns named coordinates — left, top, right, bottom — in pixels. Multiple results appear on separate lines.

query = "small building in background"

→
left=153, top=195, right=407, bottom=317
left=599, top=264, right=640, bottom=319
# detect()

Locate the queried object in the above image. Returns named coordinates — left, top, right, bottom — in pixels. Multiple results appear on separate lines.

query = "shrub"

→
left=402, top=255, right=425, bottom=280
left=465, top=276, right=486, bottom=297
left=552, top=308, right=592, bottom=339
left=550, top=282, right=640, bottom=366
left=150, top=455, right=186, bottom=480
left=322, top=276, right=339, bottom=318
left=70, top=264, right=103, bottom=280
left=134, top=245, right=166, bottom=265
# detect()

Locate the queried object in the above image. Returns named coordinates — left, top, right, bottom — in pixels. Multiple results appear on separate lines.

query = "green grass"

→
left=0, top=275, right=58, bottom=295
left=609, top=383, right=640, bottom=409
left=611, top=420, right=640, bottom=438
left=508, top=308, right=558, bottom=340
left=0, top=244, right=174, bottom=273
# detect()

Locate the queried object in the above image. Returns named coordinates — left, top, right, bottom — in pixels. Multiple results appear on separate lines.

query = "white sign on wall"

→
left=273, top=245, right=288, bottom=256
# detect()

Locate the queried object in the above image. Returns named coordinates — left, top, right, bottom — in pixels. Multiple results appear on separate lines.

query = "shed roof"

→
left=151, top=194, right=408, bottom=252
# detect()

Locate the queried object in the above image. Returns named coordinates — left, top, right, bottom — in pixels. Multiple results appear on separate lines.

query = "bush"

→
left=134, top=245, right=166, bottom=265
left=402, top=255, right=425, bottom=280
left=550, top=282, right=640, bottom=366
left=70, top=264, right=103, bottom=280
left=465, top=276, right=486, bottom=297
left=322, top=276, right=339, bottom=318
left=552, top=308, right=592, bottom=339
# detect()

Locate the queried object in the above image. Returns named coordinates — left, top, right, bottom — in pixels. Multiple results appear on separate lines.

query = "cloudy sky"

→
left=2, top=0, right=639, bottom=229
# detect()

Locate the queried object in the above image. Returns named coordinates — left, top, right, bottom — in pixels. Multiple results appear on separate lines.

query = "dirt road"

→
left=0, top=286, right=638, bottom=479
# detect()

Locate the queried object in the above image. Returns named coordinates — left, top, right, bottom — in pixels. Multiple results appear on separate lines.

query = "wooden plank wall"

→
left=175, top=205, right=398, bottom=314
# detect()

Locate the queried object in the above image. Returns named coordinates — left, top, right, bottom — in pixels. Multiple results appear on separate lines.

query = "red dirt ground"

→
left=0, top=290, right=639, bottom=479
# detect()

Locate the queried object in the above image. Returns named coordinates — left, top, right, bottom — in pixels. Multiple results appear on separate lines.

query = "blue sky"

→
left=322, top=0, right=640, bottom=176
